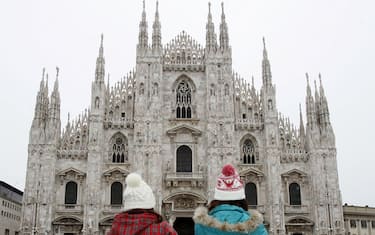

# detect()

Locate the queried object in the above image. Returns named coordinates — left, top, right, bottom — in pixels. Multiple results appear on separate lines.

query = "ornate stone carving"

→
left=57, top=168, right=86, bottom=185
left=163, top=31, right=205, bottom=72
left=174, top=198, right=196, bottom=210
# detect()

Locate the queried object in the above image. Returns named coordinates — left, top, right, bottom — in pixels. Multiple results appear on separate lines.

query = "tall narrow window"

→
left=187, top=107, right=191, bottom=118
left=176, top=81, right=192, bottom=119
left=111, top=182, right=123, bottom=205
left=139, top=83, right=144, bottom=95
left=242, top=139, right=256, bottom=164
left=224, top=84, right=229, bottom=96
left=176, top=145, right=192, bottom=172
left=361, top=220, right=367, bottom=228
left=153, top=83, right=159, bottom=96
left=176, top=106, right=181, bottom=118
left=245, top=182, right=258, bottom=206
left=289, top=183, right=302, bottom=205
left=65, top=181, right=78, bottom=204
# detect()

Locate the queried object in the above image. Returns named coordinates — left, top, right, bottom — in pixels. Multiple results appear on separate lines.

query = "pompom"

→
left=126, top=173, right=142, bottom=187
left=222, top=164, right=235, bottom=176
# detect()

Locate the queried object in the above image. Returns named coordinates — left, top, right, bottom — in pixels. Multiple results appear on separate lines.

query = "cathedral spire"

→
left=138, top=0, right=148, bottom=49
left=33, top=68, right=47, bottom=126
left=152, top=0, right=162, bottom=51
left=219, top=2, right=229, bottom=51
left=40, top=68, right=45, bottom=91
left=262, top=37, right=272, bottom=88
left=49, top=67, right=61, bottom=124
left=319, top=73, right=326, bottom=99
left=314, top=79, right=320, bottom=105
left=299, top=103, right=305, bottom=146
left=95, top=34, right=105, bottom=83
left=106, top=73, right=110, bottom=94
left=53, top=66, right=59, bottom=92
left=318, top=73, right=331, bottom=126
left=314, top=79, right=320, bottom=125
left=306, top=73, right=312, bottom=98
left=45, top=73, right=49, bottom=97
left=206, top=2, right=217, bottom=53
left=305, top=73, right=317, bottom=129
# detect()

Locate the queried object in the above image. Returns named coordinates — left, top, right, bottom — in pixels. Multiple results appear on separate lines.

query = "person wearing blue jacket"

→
left=193, top=164, right=268, bottom=235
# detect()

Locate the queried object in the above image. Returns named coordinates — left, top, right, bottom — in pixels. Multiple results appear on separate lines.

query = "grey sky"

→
left=1, top=0, right=374, bottom=206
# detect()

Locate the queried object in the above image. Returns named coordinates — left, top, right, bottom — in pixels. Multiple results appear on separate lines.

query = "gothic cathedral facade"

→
left=21, top=2, right=344, bottom=235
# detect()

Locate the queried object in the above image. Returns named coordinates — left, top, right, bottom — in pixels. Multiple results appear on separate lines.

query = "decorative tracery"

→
left=242, top=139, right=256, bottom=164
left=163, top=31, right=204, bottom=66
left=176, top=81, right=192, bottom=118
left=109, top=133, right=128, bottom=163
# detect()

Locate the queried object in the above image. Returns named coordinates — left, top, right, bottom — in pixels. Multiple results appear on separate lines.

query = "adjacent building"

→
left=0, top=181, right=23, bottom=235
left=21, top=2, right=344, bottom=235
left=343, top=204, right=375, bottom=235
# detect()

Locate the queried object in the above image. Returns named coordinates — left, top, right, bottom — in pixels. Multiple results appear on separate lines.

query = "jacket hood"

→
left=193, top=206, right=264, bottom=233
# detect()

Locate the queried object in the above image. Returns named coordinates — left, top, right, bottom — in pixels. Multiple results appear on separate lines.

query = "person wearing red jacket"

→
left=108, top=173, right=177, bottom=235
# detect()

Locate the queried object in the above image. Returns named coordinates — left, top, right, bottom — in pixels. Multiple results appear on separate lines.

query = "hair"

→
left=208, top=199, right=248, bottom=212
left=126, top=209, right=163, bottom=223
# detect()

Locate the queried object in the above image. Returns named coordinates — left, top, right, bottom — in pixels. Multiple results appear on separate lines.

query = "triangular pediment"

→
left=281, top=169, right=307, bottom=178
left=166, top=124, right=202, bottom=136
left=239, top=167, right=264, bottom=177
left=103, top=167, right=129, bottom=177
left=57, top=167, right=86, bottom=177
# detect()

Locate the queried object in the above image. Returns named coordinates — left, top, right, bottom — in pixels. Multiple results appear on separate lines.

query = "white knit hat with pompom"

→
left=123, top=173, right=156, bottom=211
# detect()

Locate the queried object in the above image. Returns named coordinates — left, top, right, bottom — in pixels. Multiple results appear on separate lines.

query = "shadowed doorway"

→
left=173, top=217, right=194, bottom=235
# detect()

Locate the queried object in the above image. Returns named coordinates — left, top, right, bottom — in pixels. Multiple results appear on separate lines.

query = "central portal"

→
left=173, top=217, right=194, bottom=235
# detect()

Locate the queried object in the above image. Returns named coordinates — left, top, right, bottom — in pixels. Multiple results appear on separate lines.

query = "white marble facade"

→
left=21, top=2, right=344, bottom=235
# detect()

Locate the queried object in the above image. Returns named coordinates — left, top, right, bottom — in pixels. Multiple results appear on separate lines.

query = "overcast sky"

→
left=1, top=0, right=374, bottom=206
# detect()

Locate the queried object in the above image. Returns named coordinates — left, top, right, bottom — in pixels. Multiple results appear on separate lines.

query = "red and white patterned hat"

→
left=214, top=164, right=245, bottom=200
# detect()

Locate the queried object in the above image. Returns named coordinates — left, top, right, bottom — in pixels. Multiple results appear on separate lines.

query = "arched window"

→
left=110, top=133, right=128, bottom=163
left=111, top=182, right=123, bottom=205
left=176, top=145, right=192, bottom=172
left=176, top=81, right=192, bottom=119
left=245, top=182, right=258, bottom=206
left=187, top=107, right=191, bottom=118
left=289, top=182, right=302, bottom=205
left=152, top=83, right=159, bottom=96
left=210, top=84, right=215, bottom=96
left=242, top=139, right=256, bottom=164
left=95, top=97, right=100, bottom=108
left=65, top=181, right=78, bottom=205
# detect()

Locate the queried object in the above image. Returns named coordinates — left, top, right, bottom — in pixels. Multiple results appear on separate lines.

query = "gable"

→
left=166, top=124, right=202, bottom=136
left=57, top=167, right=86, bottom=177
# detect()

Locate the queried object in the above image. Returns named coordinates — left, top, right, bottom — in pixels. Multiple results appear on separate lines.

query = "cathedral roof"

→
left=163, top=31, right=205, bottom=71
